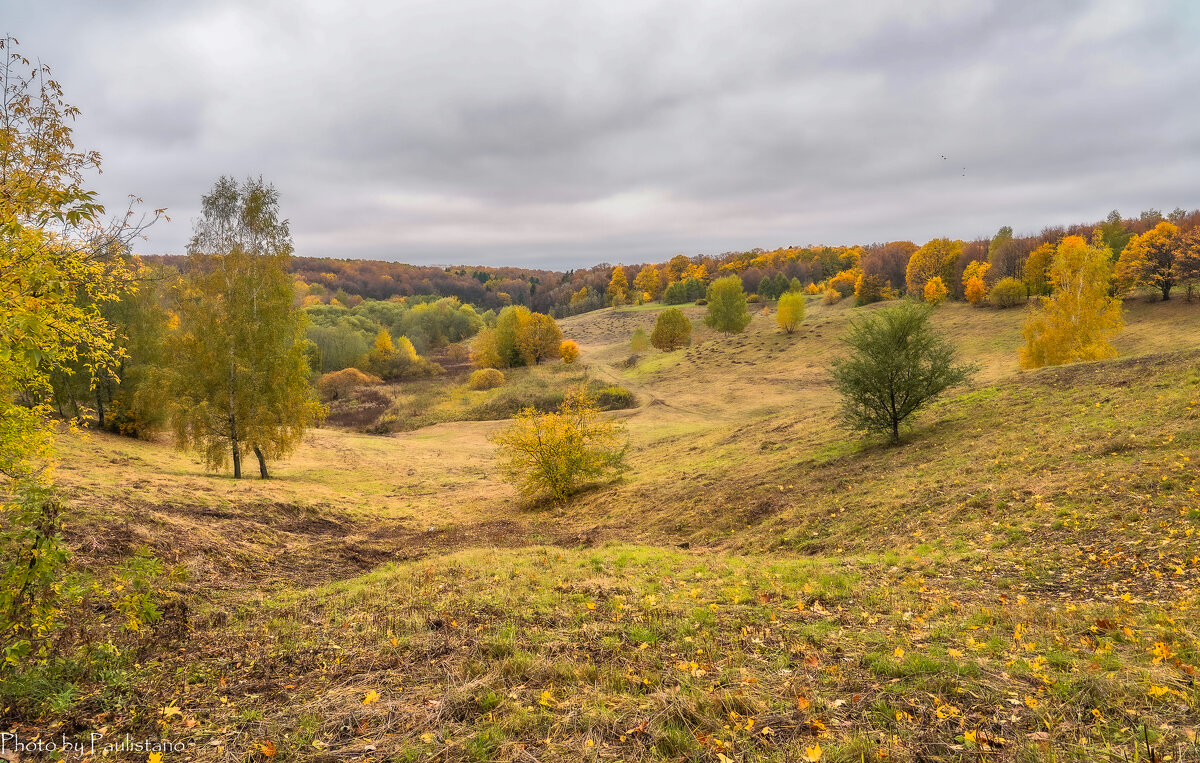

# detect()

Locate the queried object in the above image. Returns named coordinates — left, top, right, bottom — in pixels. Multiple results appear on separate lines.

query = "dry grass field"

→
left=13, top=295, right=1200, bottom=762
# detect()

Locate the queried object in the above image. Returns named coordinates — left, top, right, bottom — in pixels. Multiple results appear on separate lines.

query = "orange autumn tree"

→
left=1115, top=221, right=1180, bottom=300
left=1020, top=236, right=1123, bottom=368
left=962, top=261, right=991, bottom=305
left=923, top=276, right=949, bottom=304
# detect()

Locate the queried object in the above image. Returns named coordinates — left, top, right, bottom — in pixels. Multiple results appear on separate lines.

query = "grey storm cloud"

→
left=4, top=0, right=1198, bottom=267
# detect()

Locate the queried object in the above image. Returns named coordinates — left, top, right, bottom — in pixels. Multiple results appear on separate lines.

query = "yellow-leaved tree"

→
left=776, top=291, right=805, bottom=334
left=962, top=261, right=990, bottom=305
left=607, top=266, right=630, bottom=306
left=633, top=265, right=660, bottom=300
left=1115, top=221, right=1180, bottom=300
left=490, top=387, right=628, bottom=502
left=906, top=238, right=962, bottom=296
left=1, top=36, right=164, bottom=668
left=1019, top=236, right=1123, bottom=369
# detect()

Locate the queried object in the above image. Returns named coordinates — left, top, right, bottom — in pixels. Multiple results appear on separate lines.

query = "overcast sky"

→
left=5, top=1, right=1198, bottom=268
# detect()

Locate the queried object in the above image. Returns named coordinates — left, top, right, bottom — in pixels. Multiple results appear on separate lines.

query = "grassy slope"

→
left=19, top=296, right=1200, bottom=762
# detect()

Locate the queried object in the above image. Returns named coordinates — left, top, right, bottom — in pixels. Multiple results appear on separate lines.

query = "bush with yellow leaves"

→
left=490, top=387, right=628, bottom=503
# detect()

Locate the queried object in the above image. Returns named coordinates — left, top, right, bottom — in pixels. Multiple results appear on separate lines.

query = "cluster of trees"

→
left=472, top=305, right=565, bottom=369
left=305, top=296, right=487, bottom=375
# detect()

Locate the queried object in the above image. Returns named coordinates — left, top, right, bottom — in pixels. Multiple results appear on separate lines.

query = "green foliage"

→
left=650, top=308, right=692, bottom=351
left=703, top=275, right=752, bottom=335
left=989, top=277, right=1028, bottom=308
left=472, top=306, right=563, bottom=368
left=663, top=278, right=706, bottom=305
left=593, top=385, right=636, bottom=410
left=630, top=327, right=650, bottom=353
left=831, top=301, right=976, bottom=442
left=854, top=273, right=886, bottom=306
left=169, top=176, right=324, bottom=478
left=490, top=387, right=628, bottom=502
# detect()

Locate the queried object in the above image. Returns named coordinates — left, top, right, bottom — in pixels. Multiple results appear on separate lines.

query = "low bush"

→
left=317, top=368, right=383, bottom=401
left=592, top=385, right=636, bottom=410
left=990, top=277, right=1028, bottom=307
left=467, top=368, right=506, bottom=390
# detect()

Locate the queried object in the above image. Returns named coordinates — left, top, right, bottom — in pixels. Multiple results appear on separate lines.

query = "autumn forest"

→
left=4, top=19, right=1200, bottom=763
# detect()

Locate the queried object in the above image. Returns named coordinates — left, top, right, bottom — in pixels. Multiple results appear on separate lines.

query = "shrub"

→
left=854, top=273, right=886, bottom=306
left=923, top=276, right=949, bottom=304
left=317, top=368, right=383, bottom=401
left=467, top=368, right=506, bottom=391
left=964, top=276, right=988, bottom=305
left=490, top=387, right=628, bottom=502
left=823, top=287, right=842, bottom=305
left=560, top=340, right=579, bottom=364
left=651, top=308, right=692, bottom=350
left=829, top=269, right=860, bottom=297
left=831, top=301, right=976, bottom=443
left=776, top=292, right=805, bottom=334
left=630, top=328, right=650, bottom=353
left=747, top=293, right=762, bottom=303
left=593, top=385, right=636, bottom=410
left=703, top=276, right=752, bottom=334
left=989, top=277, right=1028, bottom=307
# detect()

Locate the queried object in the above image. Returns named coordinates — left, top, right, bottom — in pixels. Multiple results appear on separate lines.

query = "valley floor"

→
left=11, top=297, right=1200, bottom=762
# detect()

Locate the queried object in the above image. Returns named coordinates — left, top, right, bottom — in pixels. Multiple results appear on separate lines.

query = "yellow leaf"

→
left=893, top=647, right=904, bottom=658
left=148, top=754, right=163, bottom=763
left=363, top=690, right=380, bottom=705
left=964, top=730, right=978, bottom=745
left=259, top=740, right=278, bottom=758
left=803, top=742, right=823, bottom=761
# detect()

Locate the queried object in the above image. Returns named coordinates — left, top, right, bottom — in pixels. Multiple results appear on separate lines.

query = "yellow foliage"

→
left=964, top=275, right=987, bottom=305
left=776, top=292, right=805, bottom=334
left=560, top=339, right=580, bottom=364
left=490, top=387, right=628, bottom=502
left=923, top=276, right=949, bottom=304
left=1020, top=236, right=1123, bottom=368
left=822, top=287, right=841, bottom=305
left=467, top=368, right=505, bottom=390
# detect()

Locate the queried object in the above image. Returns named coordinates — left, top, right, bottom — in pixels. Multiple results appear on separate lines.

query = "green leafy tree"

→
left=831, top=302, right=976, bottom=443
left=703, top=275, right=751, bottom=334
left=471, top=306, right=562, bottom=368
left=776, top=292, right=805, bottom=333
left=630, top=327, right=650, bottom=353
left=170, top=177, right=324, bottom=479
left=650, top=308, right=692, bottom=350
left=490, top=387, right=628, bottom=502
